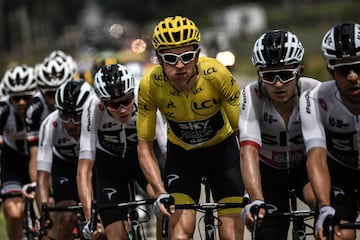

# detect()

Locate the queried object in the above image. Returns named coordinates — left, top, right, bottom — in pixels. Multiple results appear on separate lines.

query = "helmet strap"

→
left=186, top=65, right=199, bottom=85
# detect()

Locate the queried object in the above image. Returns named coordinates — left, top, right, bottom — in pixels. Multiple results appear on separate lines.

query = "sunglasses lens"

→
left=60, top=113, right=81, bottom=124
left=336, top=64, right=360, bottom=76
left=261, top=72, right=277, bottom=83
left=12, top=95, right=32, bottom=102
left=106, top=97, right=133, bottom=111
left=181, top=52, right=195, bottom=63
left=261, top=69, right=297, bottom=84
left=163, top=54, right=178, bottom=64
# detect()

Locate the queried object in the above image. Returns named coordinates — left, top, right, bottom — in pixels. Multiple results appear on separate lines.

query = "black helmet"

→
left=55, top=79, right=93, bottom=115
left=321, top=23, right=360, bottom=68
left=94, top=64, right=135, bottom=101
left=252, top=30, right=304, bottom=67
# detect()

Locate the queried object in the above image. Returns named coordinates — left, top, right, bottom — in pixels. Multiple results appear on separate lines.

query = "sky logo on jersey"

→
left=263, top=112, right=278, bottom=124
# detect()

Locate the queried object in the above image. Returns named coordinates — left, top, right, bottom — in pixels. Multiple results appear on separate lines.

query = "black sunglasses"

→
left=334, top=63, right=360, bottom=76
left=59, top=112, right=81, bottom=124
left=11, top=95, right=32, bottom=102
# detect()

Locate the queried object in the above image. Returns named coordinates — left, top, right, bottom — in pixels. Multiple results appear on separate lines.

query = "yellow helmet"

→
left=152, top=16, right=201, bottom=51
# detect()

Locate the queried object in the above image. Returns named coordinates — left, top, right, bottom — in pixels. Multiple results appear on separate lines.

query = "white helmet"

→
left=0, top=78, right=7, bottom=97
left=2, top=65, right=37, bottom=95
left=321, top=23, right=360, bottom=68
left=55, top=79, right=93, bottom=115
left=36, top=58, right=74, bottom=89
left=94, top=64, right=135, bottom=101
left=252, top=30, right=304, bottom=67
left=45, top=50, right=77, bottom=75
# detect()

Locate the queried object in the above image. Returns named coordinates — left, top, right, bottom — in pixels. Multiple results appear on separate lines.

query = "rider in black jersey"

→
left=36, top=79, right=93, bottom=240
left=240, top=30, right=320, bottom=239
left=300, top=23, right=360, bottom=240
left=0, top=64, right=37, bottom=240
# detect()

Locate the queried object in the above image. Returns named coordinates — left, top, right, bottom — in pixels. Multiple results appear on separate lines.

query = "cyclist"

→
left=25, top=55, right=75, bottom=183
left=300, top=22, right=360, bottom=240
left=137, top=16, right=245, bottom=239
left=36, top=79, right=94, bottom=240
left=77, top=64, right=165, bottom=240
left=239, top=29, right=320, bottom=239
left=0, top=64, right=37, bottom=240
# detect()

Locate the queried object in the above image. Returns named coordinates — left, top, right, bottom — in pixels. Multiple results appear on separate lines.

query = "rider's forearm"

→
left=138, top=140, right=166, bottom=196
left=306, top=147, right=331, bottom=208
left=36, top=170, right=50, bottom=211
left=29, top=146, right=38, bottom=182
left=240, top=145, right=264, bottom=201
left=77, top=159, right=94, bottom=220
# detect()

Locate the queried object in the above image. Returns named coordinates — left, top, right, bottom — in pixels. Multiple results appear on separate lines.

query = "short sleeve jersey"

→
left=25, top=91, right=52, bottom=147
left=137, top=57, right=240, bottom=150
left=0, top=97, right=29, bottom=155
left=240, top=77, right=320, bottom=169
left=37, top=110, right=79, bottom=173
left=300, top=80, right=360, bottom=170
left=79, top=94, right=138, bottom=161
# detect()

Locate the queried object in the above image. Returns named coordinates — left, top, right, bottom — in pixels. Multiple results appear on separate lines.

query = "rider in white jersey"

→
left=36, top=79, right=93, bottom=240
left=78, top=64, right=165, bottom=240
left=240, top=30, right=319, bottom=239
left=0, top=64, right=37, bottom=240
left=25, top=55, right=75, bottom=182
left=300, top=23, right=360, bottom=240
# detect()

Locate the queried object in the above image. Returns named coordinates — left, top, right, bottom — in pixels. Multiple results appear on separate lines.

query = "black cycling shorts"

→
left=51, top=154, right=79, bottom=204
left=0, top=144, right=30, bottom=197
left=328, top=159, right=359, bottom=222
left=165, top=133, right=244, bottom=203
left=94, top=149, right=148, bottom=228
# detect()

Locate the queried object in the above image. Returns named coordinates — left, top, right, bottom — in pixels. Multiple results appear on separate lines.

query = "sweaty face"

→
left=158, top=46, right=200, bottom=92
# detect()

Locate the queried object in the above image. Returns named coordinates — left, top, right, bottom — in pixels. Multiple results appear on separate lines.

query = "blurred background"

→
left=1, top=0, right=360, bottom=84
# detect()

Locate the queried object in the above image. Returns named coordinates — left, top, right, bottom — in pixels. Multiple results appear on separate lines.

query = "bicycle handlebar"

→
left=161, top=195, right=175, bottom=238
left=99, top=198, right=155, bottom=210
left=161, top=200, right=246, bottom=238
left=323, top=216, right=360, bottom=239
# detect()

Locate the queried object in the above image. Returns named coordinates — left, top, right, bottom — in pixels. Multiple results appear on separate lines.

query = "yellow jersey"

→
left=137, top=57, right=240, bottom=150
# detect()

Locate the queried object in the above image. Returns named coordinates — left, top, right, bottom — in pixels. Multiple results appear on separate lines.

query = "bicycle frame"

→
left=40, top=202, right=85, bottom=239
left=162, top=177, right=246, bottom=240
